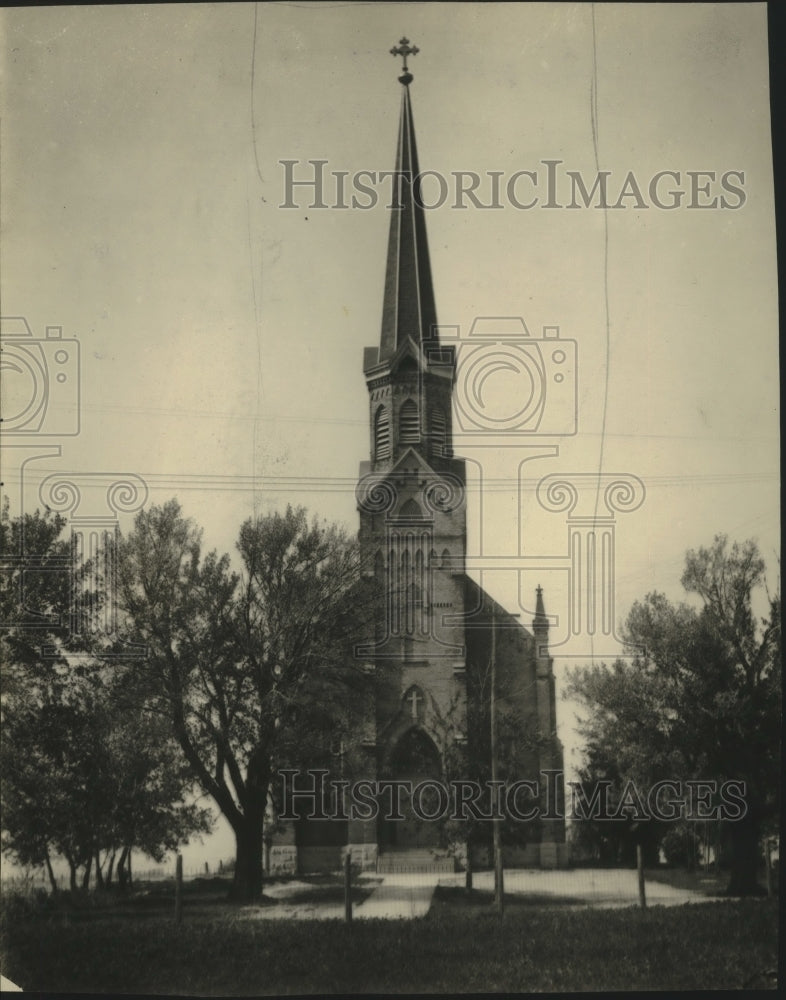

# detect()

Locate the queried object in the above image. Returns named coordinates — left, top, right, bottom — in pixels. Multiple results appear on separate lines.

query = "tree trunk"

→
left=106, top=849, right=117, bottom=887
left=94, top=848, right=105, bottom=890
left=44, top=850, right=59, bottom=895
left=228, top=752, right=269, bottom=902
left=81, top=853, right=93, bottom=891
left=117, top=846, right=130, bottom=890
left=229, top=818, right=265, bottom=902
left=726, top=813, right=763, bottom=896
left=65, top=853, right=78, bottom=893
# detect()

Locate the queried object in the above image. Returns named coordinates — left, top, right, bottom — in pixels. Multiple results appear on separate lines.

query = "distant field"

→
left=0, top=877, right=778, bottom=993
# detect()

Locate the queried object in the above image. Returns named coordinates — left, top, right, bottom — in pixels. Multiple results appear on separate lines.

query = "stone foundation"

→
left=270, top=839, right=567, bottom=875
left=267, top=845, right=297, bottom=876
left=344, top=842, right=378, bottom=871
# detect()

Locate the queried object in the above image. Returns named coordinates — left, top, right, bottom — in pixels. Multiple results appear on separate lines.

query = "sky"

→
left=1, top=2, right=779, bottom=870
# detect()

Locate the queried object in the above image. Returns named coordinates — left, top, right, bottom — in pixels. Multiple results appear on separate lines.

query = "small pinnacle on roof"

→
left=534, top=586, right=548, bottom=631
left=390, top=36, right=418, bottom=84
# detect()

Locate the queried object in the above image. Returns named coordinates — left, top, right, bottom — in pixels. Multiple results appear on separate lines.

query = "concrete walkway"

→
left=437, top=868, right=724, bottom=909
left=242, top=868, right=722, bottom=920
left=242, top=873, right=435, bottom=921
left=354, top=873, right=436, bottom=919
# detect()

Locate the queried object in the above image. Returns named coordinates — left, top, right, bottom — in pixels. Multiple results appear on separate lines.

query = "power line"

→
left=1, top=470, right=777, bottom=494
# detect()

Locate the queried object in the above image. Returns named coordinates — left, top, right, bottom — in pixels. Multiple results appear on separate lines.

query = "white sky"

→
left=1, top=2, right=779, bottom=870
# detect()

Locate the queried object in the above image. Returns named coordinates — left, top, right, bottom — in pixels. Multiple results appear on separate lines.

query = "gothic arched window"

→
left=374, top=405, right=390, bottom=460
left=399, top=399, right=419, bottom=444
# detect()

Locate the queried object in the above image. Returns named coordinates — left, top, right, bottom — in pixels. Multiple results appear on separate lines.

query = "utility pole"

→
left=491, top=602, right=504, bottom=914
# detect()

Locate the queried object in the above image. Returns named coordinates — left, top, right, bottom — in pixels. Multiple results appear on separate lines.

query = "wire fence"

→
left=1, top=862, right=233, bottom=896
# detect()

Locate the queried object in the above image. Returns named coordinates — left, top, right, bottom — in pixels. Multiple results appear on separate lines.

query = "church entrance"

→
left=380, top=727, right=443, bottom=850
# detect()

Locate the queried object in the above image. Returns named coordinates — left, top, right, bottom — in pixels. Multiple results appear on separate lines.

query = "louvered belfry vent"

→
left=400, top=399, right=419, bottom=444
left=375, top=406, right=391, bottom=459
left=431, top=405, right=446, bottom=456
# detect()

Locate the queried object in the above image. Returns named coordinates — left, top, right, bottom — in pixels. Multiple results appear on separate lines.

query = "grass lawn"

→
left=1, top=880, right=778, bottom=993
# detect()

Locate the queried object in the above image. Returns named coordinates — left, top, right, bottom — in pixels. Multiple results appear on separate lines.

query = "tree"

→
left=114, top=501, right=374, bottom=902
left=680, top=536, right=780, bottom=893
left=565, top=535, right=780, bottom=895
left=1, top=501, right=89, bottom=888
left=1, top=502, right=211, bottom=890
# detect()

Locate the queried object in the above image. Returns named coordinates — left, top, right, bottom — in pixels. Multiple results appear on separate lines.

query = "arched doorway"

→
left=380, top=727, right=443, bottom=849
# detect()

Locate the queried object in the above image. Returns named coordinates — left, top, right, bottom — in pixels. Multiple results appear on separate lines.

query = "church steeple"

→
left=362, top=40, right=455, bottom=471
left=379, top=46, right=438, bottom=360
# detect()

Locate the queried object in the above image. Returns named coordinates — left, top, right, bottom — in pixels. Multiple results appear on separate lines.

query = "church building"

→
left=270, top=42, right=568, bottom=874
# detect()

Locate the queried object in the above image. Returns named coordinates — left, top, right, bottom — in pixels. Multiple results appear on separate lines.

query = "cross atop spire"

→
left=390, top=36, right=419, bottom=83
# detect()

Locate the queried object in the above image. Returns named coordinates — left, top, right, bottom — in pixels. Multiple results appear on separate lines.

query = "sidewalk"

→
left=242, top=868, right=722, bottom=921
left=436, top=868, right=724, bottom=909
left=354, top=873, right=437, bottom=919
left=242, top=873, right=435, bottom=921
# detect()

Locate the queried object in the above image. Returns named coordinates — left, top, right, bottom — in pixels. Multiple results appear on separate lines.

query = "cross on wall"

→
left=406, top=687, right=422, bottom=719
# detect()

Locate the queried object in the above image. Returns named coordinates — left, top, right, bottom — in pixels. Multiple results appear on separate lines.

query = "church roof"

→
left=379, top=71, right=438, bottom=361
left=462, top=576, right=536, bottom=642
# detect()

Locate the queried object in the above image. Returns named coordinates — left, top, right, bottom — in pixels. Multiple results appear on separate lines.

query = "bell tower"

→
left=348, top=40, right=568, bottom=870
left=356, top=44, right=469, bottom=833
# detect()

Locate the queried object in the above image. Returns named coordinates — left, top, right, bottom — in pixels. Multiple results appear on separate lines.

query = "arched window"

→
left=441, top=547, right=451, bottom=569
left=399, top=399, right=419, bottom=444
left=430, top=405, right=447, bottom=456
left=374, top=405, right=390, bottom=460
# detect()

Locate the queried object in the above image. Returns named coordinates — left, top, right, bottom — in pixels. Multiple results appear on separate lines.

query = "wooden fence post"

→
left=175, top=854, right=183, bottom=925
left=495, top=846, right=505, bottom=915
left=636, top=844, right=646, bottom=909
left=344, top=852, right=352, bottom=923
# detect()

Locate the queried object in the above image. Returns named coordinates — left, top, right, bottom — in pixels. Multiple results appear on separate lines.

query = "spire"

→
left=533, top=585, right=551, bottom=661
left=379, top=39, right=438, bottom=361
left=533, top=585, right=549, bottom=633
